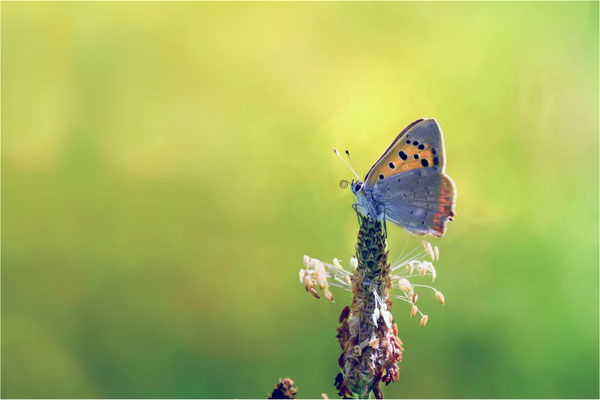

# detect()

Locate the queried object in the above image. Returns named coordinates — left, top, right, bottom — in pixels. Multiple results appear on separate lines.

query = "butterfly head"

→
left=351, top=179, right=363, bottom=194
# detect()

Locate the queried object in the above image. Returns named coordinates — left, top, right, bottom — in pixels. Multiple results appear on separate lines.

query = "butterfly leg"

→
left=351, top=203, right=361, bottom=225
left=382, top=208, right=388, bottom=238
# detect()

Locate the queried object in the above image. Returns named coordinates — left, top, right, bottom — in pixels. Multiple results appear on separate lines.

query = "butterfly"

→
left=337, top=118, right=457, bottom=238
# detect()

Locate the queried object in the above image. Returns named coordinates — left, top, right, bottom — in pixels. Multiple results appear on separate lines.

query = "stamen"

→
left=392, top=243, right=424, bottom=265
left=397, top=278, right=412, bottom=292
left=435, top=291, right=445, bottom=305
left=391, top=248, right=428, bottom=271
left=410, top=305, right=418, bottom=318
left=422, top=240, right=435, bottom=260
left=411, top=284, right=438, bottom=291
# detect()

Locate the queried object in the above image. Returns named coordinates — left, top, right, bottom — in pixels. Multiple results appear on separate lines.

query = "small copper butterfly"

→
left=336, top=118, right=457, bottom=237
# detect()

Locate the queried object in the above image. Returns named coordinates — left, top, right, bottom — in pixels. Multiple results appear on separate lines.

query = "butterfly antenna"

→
left=345, top=149, right=358, bottom=169
left=333, top=148, right=361, bottom=181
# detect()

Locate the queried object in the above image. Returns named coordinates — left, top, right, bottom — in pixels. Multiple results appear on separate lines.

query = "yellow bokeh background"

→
left=2, top=2, right=598, bottom=398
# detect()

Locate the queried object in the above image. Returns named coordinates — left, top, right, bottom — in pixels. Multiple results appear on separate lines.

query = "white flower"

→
left=372, top=289, right=393, bottom=328
left=372, top=307, right=380, bottom=326
left=381, top=308, right=393, bottom=328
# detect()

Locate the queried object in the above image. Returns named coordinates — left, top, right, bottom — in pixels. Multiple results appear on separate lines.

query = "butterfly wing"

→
left=362, top=118, right=424, bottom=184
left=363, top=118, right=456, bottom=237
left=372, top=168, right=456, bottom=237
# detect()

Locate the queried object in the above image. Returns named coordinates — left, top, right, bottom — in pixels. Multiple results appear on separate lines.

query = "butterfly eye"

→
left=354, top=182, right=362, bottom=192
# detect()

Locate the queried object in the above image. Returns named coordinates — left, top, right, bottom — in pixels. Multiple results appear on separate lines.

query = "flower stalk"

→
left=335, top=214, right=403, bottom=399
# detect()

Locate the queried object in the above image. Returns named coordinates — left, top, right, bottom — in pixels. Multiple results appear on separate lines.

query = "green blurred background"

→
left=2, top=2, right=598, bottom=398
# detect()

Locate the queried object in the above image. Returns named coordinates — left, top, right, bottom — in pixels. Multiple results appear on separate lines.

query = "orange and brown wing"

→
left=364, top=119, right=447, bottom=187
